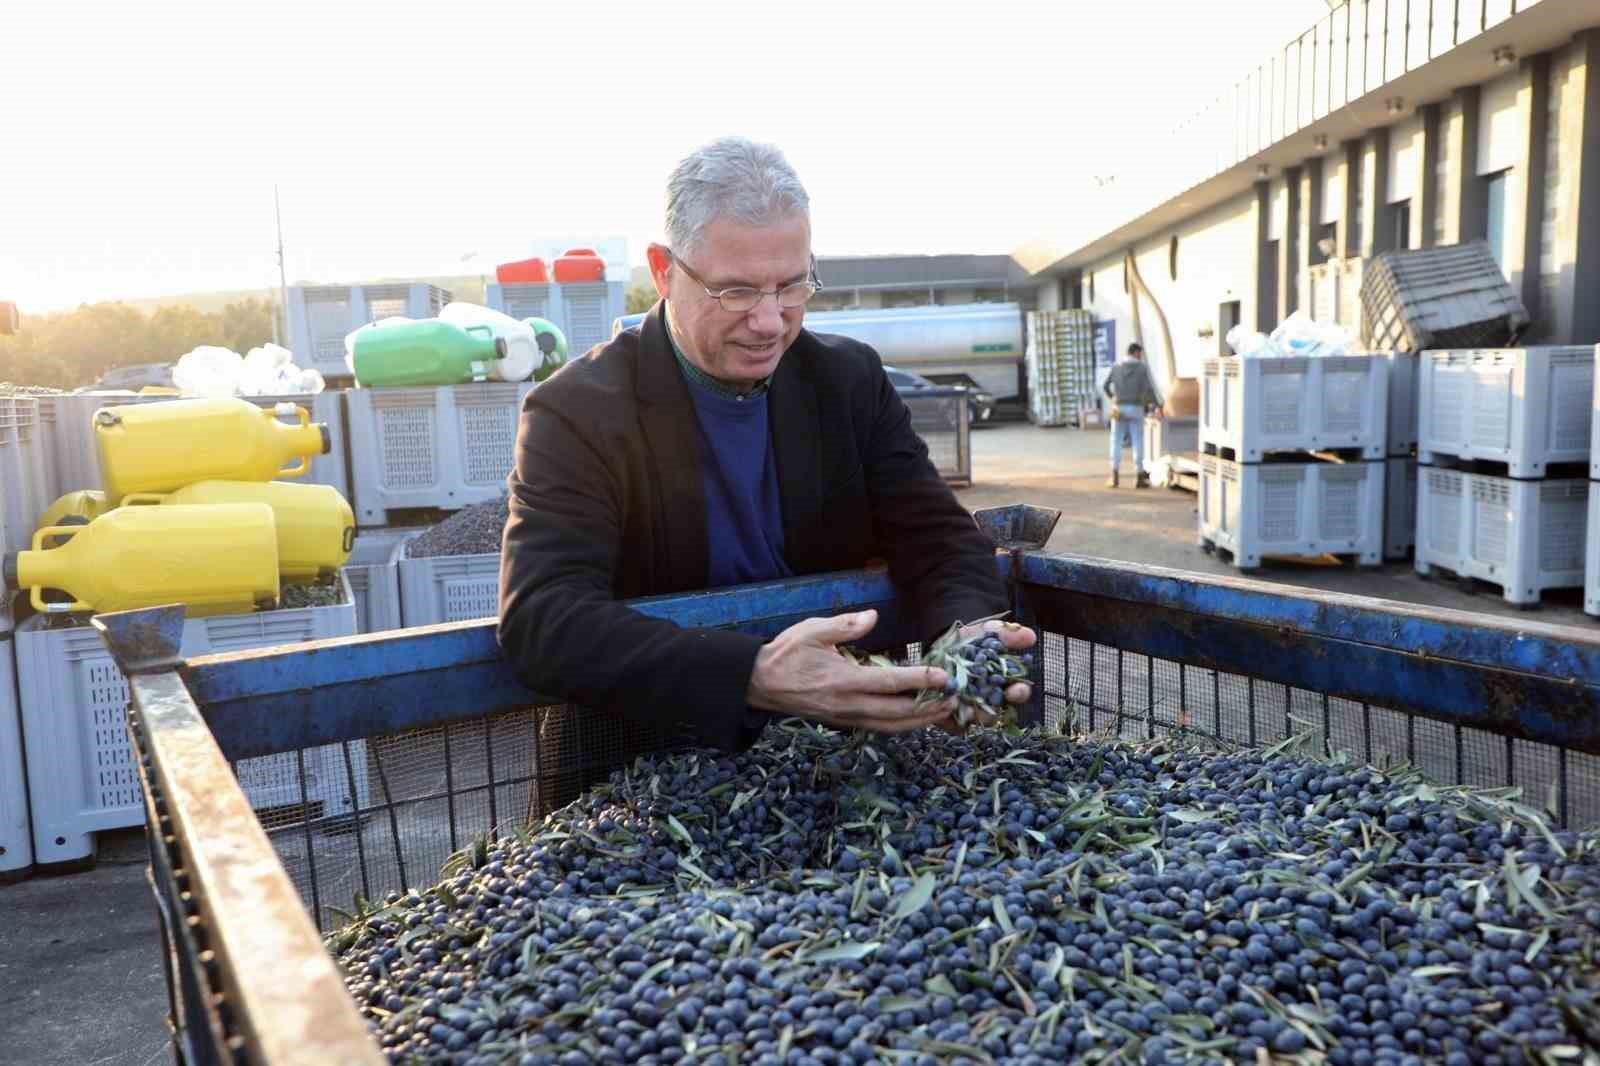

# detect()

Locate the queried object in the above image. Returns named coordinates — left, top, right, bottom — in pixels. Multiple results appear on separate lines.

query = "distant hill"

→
left=121, top=274, right=494, bottom=315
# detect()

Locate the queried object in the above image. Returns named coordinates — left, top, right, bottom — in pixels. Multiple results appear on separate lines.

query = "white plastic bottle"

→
left=438, top=302, right=540, bottom=382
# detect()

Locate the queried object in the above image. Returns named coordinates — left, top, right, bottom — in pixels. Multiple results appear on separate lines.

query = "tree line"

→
left=0, top=299, right=277, bottom=389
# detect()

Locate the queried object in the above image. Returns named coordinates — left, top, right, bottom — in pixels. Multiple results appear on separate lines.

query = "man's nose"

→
left=745, top=293, right=785, bottom=334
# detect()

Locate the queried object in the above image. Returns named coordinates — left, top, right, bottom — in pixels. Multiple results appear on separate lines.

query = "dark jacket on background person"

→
left=497, top=301, right=1006, bottom=757
left=1103, top=360, right=1161, bottom=408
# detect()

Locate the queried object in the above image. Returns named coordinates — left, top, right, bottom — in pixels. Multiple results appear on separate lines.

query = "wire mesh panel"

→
left=1044, top=635, right=1600, bottom=832
left=240, top=704, right=684, bottom=932
left=901, top=386, right=971, bottom=487
left=240, top=618, right=1600, bottom=937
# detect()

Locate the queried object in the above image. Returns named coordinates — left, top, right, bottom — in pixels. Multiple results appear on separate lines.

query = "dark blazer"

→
left=497, top=301, right=1005, bottom=754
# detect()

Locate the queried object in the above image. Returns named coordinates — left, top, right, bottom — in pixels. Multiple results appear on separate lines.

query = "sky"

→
left=2, top=0, right=1330, bottom=312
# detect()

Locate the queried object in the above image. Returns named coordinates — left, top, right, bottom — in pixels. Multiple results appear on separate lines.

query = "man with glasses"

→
left=498, top=136, right=1033, bottom=775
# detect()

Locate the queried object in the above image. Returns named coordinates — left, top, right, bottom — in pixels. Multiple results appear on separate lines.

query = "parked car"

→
left=884, top=365, right=994, bottom=425
left=88, top=362, right=175, bottom=391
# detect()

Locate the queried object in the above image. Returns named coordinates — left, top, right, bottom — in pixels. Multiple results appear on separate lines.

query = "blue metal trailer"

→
left=103, top=506, right=1600, bottom=1065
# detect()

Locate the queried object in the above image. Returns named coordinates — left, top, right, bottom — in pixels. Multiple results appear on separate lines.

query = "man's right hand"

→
left=746, top=609, right=956, bottom=734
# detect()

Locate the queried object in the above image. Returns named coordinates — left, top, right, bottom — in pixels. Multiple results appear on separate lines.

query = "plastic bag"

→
left=1224, top=324, right=1269, bottom=358
left=239, top=343, right=326, bottom=396
left=172, top=346, right=244, bottom=398
left=1266, top=311, right=1351, bottom=359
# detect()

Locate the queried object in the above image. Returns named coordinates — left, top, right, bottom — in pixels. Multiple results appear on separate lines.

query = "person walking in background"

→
left=1103, top=342, right=1161, bottom=488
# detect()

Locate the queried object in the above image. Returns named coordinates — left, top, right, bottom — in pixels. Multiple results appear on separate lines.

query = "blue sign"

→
left=1093, top=320, right=1116, bottom=368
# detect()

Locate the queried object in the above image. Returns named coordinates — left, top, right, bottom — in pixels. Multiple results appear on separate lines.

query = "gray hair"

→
left=665, top=137, right=810, bottom=254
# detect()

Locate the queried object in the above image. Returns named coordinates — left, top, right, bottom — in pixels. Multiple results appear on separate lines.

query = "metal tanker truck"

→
left=613, top=302, right=1027, bottom=406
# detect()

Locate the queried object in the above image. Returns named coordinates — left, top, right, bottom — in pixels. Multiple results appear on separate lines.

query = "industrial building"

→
left=1017, top=0, right=1600, bottom=393
left=809, top=254, right=1032, bottom=311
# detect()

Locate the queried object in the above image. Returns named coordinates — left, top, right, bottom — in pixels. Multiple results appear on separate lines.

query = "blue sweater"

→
left=684, top=383, right=793, bottom=588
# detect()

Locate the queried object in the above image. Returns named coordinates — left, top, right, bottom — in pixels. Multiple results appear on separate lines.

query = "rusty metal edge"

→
left=129, top=668, right=384, bottom=1066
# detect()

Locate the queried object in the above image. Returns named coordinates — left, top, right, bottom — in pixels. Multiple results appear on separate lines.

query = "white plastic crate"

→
left=486, top=280, right=625, bottom=359
left=288, top=283, right=452, bottom=382
left=345, top=529, right=412, bottom=634
left=1361, top=240, right=1529, bottom=352
left=1143, top=416, right=1198, bottom=472
left=0, top=636, right=33, bottom=877
left=38, top=391, right=168, bottom=498
left=1198, top=456, right=1385, bottom=569
left=1587, top=484, right=1600, bottom=617
left=15, top=577, right=365, bottom=865
left=39, top=391, right=348, bottom=500
left=1386, top=353, right=1418, bottom=456
left=1385, top=457, right=1418, bottom=560
left=0, top=395, right=50, bottom=553
left=397, top=540, right=500, bottom=627
left=1199, top=355, right=1389, bottom=461
left=347, top=383, right=534, bottom=526
left=1415, top=467, right=1588, bottom=605
left=1418, top=347, right=1595, bottom=477
left=1590, top=344, right=1600, bottom=479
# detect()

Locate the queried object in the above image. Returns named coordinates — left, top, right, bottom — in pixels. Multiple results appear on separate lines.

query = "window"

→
left=881, top=290, right=926, bottom=309
left=1262, top=241, right=1280, bottom=329
left=1485, top=170, right=1510, bottom=272
left=1219, top=301, right=1242, bottom=357
left=1390, top=200, right=1412, bottom=251
left=1317, top=222, right=1338, bottom=261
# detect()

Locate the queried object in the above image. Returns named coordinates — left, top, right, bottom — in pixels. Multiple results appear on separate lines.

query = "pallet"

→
left=1413, top=451, right=1589, bottom=481
left=1414, top=559, right=1556, bottom=610
left=1199, top=442, right=1372, bottom=465
left=1199, top=536, right=1382, bottom=574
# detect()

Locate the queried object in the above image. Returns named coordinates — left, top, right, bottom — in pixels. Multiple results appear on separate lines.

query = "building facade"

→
left=1018, top=0, right=1600, bottom=387
left=809, top=254, right=1032, bottom=312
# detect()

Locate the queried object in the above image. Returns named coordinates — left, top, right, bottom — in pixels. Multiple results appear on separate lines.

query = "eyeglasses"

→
left=668, top=250, right=823, bottom=313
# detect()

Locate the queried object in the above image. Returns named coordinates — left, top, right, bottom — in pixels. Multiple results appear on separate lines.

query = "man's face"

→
left=648, top=214, right=811, bottom=385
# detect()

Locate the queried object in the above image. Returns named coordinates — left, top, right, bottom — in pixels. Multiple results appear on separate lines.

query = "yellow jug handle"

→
left=28, top=524, right=92, bottom=614
left=278, top=404, right=312, bottom=477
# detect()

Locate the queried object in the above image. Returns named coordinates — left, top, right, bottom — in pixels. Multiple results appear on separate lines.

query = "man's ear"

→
left=646, top=244, right=674, bottom=300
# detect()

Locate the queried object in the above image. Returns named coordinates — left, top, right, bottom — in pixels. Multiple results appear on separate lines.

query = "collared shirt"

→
left=665, top=304, right=773, bottom=400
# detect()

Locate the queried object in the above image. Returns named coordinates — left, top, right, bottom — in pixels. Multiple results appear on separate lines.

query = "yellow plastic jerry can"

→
left=36, top=490, right=112, bottom=534
left=124, top=481, right=355, bottom=581
left=93, top=397, right=330, bottom=503
left=4, top=503, right=281, bottom=617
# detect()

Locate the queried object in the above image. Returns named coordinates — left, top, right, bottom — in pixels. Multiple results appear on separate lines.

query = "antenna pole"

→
left=275, top=185, right=290, bottom=348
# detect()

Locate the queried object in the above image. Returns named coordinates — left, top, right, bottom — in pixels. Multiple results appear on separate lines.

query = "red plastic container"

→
left=553, top=248, right=605, bottom=284
left=496, top=257, right=549, bottom=284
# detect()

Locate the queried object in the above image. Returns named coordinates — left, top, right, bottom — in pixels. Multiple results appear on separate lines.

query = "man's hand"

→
left=747, top=610, right=957, bottom=734
left=937, top=619, right=1037, bottom=733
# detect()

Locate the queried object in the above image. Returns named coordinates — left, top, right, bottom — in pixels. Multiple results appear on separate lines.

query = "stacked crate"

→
left=286, top=283, right=452, bottom=384
left=1197, top=355, right=1389, bottom=570
left=1415, top=348, right=1594, bottom=607
left=14, top=578, right=363, bottom=866
left=1024, top=310, right=1095, bottom=427
left=486, top=280, right=625, bottom=360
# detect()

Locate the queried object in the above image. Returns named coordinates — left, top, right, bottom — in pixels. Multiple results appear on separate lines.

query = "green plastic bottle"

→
left=350, top=320, right=508, bottom=388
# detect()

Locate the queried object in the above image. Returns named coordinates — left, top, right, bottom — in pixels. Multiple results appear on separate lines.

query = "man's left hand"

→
left=939, top=619, right=1037, bottom=733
